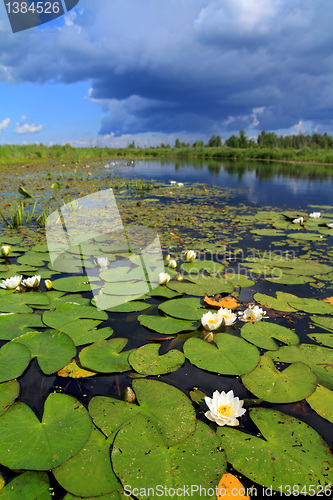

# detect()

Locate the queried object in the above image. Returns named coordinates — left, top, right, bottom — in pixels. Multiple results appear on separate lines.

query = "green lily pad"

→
left=147, top=286, right=182, bottom=299
left=17, top=251, right=50, bottom=267
left=0, top=392, right=92, bottom=470
left=0, top=472, right=51, bottom=498
left=184, top=333, right=260, bottom=375
left=106, top=301, right=151, bottom=313
left=253, top=292, right=298, bottom=312
left=138, top=314, right=199, bottom=334
left=224, top=273, right=255, bottom=287
left=59, top=321, right=113, bottom=346
left=129, top=344, right=185, bottom=375
left=80, top=339, right=133, bottom=373
left=0, top=380, right=20, bottom=416
left=53, top=426, right=121, bottom=498
left=306, top=384, right=333, bottom=423
left=181, top=260, right=224, bottom=274
left=242, top=354, right=317, bottom=403
left=307, top=333, right=333, bottom=348
left=167, top=277, right=234, bottom=296
left=0, top=264, right=38, bottom=279
left=217, top=408, right=333, bottom=492
left=0, top=292, right=50, bottom=314
left=89, top=379, right=196, bottom=447
left=269, top=344, right=333, bottom=390
left=158, top=297, right=209, bottom=321
left=266, top=274, right=314, bottom=285
left=112, top=415, right=224, bottom=500
left=0, top=342, right=31, bottom=383
left=241, top=322, right=299, bottom=350
left=0, top=313, right=44, bottom=340
left=52, top=276, right=101, bottom=293
left=287, top=297, right=333, bottom=314
left=13, top=330, right=76, bottom=374
left=310, top=315, right=333, bottom=332
left=0, top=236, right=22, bottom=245
left=43, top=303, right=108, bottom=330
left=37, top=291, right=91, bottom=310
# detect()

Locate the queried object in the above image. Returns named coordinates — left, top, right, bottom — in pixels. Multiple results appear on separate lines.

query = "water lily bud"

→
left=169, top=259, right=177, bottom=269
left=1, top=245, right=10, bottom=257
left=157, top=272, right=171, bottom=285
left=176, top=272, right=183, bottom=281
left=165, top=254, right=171, bottom=262
left=184, top=250, right=196, bottom=262
left=22, top=275, right=41, bottom=288
left=122, top=386, right=136, bottom=403
left=44, top=279, right=53, bottom=290
left=203, top=332, right=214, bottom=343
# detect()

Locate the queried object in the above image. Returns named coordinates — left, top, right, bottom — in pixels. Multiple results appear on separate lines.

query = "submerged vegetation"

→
left=0, top=160, right=332, bottom=497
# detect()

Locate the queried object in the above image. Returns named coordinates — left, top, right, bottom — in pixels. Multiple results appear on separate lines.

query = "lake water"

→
left=105, top=158, right=333, bottom=208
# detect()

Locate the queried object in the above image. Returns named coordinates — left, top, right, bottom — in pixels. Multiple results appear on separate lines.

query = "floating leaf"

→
left=43, top=303, right=108, bottom=330
left=58, top=321, right=113, bottom=346
left=0, top=380, right=20, bottom=416
left=0, top=292, right=50, bottom=314
left=14, top=330, right=76, bottom=374
left=53, top=426, right=121, bottom=498
left=306, top=385, right=333, bottom=423
left=184, top=333, right=260, bottom=375
left=241, top=322, right=299, bottom=350
left=158, top=297, right=209, bottom=320
left=167, top=278, right=234, bottom=296
left=0, top=393, right=92, bottom=470
left=138, top=314, right=199, bottom=334
left=224, top=273, right=255, bottom=287
left=180, top=260, right=224, bottom=274
left=307, top=333, right=333, bottom=348
left=0, top=342, right=31, bottom=383
left=217, top=408, right=333, bottom=492
left=89, top=379, right=196, bottom=447
left=324, top=296, right=333, bottom=305
left=17, top=251, right=50, bottom=267
left=80, top=339, right=133, bottom=373
left=0, top=472, right=51, bottom=498
left=287, top=297, right=333, bottom=314
left=37, top=291, right=91, bottom=310
left=58, top=359, right=97, bottom=378
left=269, top=344, right=333, bottom=390
left=18, top=185, right=32, bottom=197
left=52, top=276, right=100, bottom=293
left=217, top=473, right=250, bottom=500
left=0, top=313, right=44, bottom=340
left=241, top=354, right=317, bottom=403
left=204, top=294, right=239, bottom=309
left=253, top=292, right=298, bottom=312
left=129, top=344, right=185, bottom=375
left=112, top=415, right=225, bottom=499
left=310, top=315, right=333, bottom=332
left=147, top=286, right=182, bottom=299
left=106, top=301, right=151, bottom=313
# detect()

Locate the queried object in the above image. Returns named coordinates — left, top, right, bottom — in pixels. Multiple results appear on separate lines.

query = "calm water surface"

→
left=107, top=158, right=333, bottom=209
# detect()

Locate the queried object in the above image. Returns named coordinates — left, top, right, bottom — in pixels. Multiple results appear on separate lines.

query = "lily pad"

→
left=181, top=260, right=224, bottom=274
left=224, top=273, right=255, bottom=287
left=184, top=333, right=260, bottom=375
left=0, top=313, right=44, bottom=340
left=310, top=315, right=333, bottom=332
left=57, top=359, right=97, bottom=378
left=287, top=297, right=333, bottom=314
left=79, top=339, right=133, bottom=373
left=241, top=322, right=299, bottom=350
left=158, top=297, right=210, bottom=321
left=52, top=276, right=101, bottom=293
left=112, top=415, right=224, bottom=500
left=53, top=426, right=121, bottom=498
left=0, top=472, right=51, bottom=498
left=89, top=379, right=196, bottom=447
left=307, top=333, right=333, bottom=348
left=306, top=384, right=333, bottom=423
left=13, top=330, right=76, bottom=374
left=0, top=342, right=31, bottom=383
left=147, top=286, right=182, bottom=299
left=253, top=292, right=298, bottom=312
left=129, top=344, right=185, bottom=375
left=43, top=303, right=108, bottom=330
left=59, top=321, right=113, bottom=346
left=242, top=354, right=317, bottom=403
left=217, top=408, right=333, bottom=492
left=269, top=344, right=333, bottom=390
left=17, top=252, right=50, bottom=267
left=0, top=380, right=20, bottom=416
left=0, top=292, right=50, bottom=314
left=106, top=301, right=151, bottom=313
left=138, top=314, right=199, bottom=334
left=167, top=278, right=234, bottom=296
left=0, top=392, right=92, bottom=470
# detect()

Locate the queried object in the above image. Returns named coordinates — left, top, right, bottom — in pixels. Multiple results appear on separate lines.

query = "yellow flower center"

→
left=208, top=318, right=219, bottom=325
left=217, top=404, right=232, bottom=417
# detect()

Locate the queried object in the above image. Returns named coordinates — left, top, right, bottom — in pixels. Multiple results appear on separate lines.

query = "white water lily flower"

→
left=177, top=182, right=184, bottom=187
left=242, top=304, right=266, bottom=322
left=292, top=217, right=304, bottom=224
left=327, top=222, right=333, bottom=228
left=205, top=390, right=246, bottom=427
left=169, top=259, right=177, bottom=269
left=0, top=275, right=23, bottom=289
left=22, top=275, right=41, bottom=288
left=309, top=212, right=321, bottom=218
left=201, top=311, right=223, bottom=331
left=170, top=180, right=177, bottom=184
left=157, top=272, right=171, bottom=285
left=1, top=245, right=10, bottom=257
left=96, top=257, right=110, bottom=268
left=218, top=307, right=237, bottom=326
left=184, top=250, right=196, bottom=262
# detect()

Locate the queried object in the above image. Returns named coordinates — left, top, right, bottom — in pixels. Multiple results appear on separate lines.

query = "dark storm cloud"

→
left=1, top=0, right=333, bottom=138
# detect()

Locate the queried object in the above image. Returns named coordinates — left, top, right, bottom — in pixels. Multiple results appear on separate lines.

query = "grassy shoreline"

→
left=1, top=144, right=333, bottom=168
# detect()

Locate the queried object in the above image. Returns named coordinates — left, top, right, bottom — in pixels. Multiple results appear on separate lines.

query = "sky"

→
left=0, top=0, right=333, bottom=147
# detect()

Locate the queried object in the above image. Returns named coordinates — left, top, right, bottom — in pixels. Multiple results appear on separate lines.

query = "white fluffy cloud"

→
left=0, top=117, right=10, bottom=131
left=14, top=122, right=43, bottom=134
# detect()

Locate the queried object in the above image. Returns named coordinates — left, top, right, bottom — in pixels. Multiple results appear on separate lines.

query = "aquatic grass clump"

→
left=0, top=200, right=37, bottom=228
